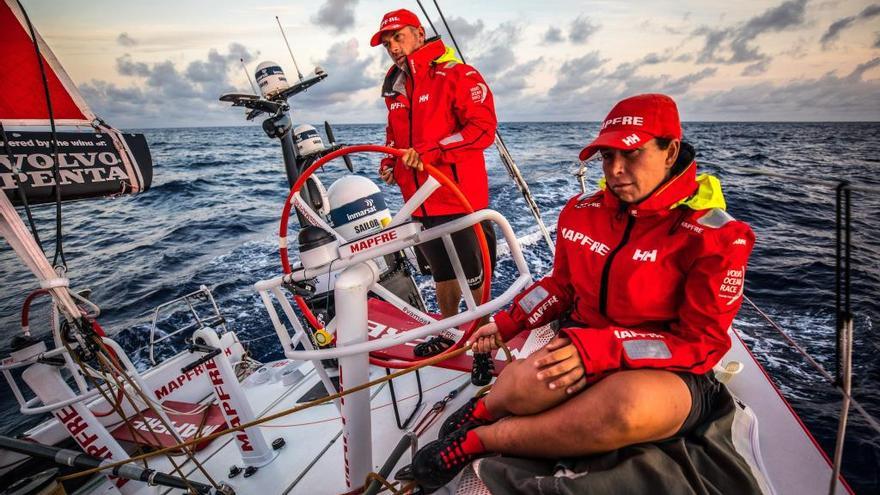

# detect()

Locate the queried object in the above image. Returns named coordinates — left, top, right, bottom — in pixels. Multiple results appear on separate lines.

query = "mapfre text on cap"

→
left=601, top=116, right=644, bottom=130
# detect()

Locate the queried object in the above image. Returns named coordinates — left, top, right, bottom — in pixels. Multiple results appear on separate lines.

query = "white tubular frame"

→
left=388, top=176, right=441, bottom=227
left=254, top=209, right=532, bottom=362
left=442, top=234, right=478, bottom=311
left=291, top=191, right=345, bottom=241
left=0, top=344, right=101, bottom=415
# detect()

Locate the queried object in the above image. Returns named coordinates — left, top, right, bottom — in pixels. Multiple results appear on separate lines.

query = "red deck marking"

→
left=110, top=400, right=227, bottom=451
left=366, top=298, right=528, bottom=373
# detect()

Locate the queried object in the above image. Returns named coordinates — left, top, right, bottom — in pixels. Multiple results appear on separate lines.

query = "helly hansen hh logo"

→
left=418, top=94, right=429, bottom=103
left=632, top=249, right=657, bottom=262
left=622, top=133, right=641, bottom=146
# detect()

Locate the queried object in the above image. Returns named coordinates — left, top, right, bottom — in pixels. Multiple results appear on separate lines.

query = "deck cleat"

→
left=228, top=465, right=242, bottom=478
left=243, top=466, right=259, bottom=478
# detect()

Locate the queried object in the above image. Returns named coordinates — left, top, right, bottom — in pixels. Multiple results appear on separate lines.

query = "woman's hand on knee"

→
left=534, top=336, right=587, bottom=395
left=467, top=322, right=501, bottom=354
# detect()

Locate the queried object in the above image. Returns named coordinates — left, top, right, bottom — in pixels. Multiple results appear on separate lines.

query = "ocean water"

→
left=1, top=122, right=878, bottom=493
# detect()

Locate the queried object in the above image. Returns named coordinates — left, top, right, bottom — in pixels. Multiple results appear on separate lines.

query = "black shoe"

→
left=470, top=353, right=495, bottom=386
left=407, top=432, right=487, bottom=494
left=413, top=335, right=456, bottom=357
left=439, top=397, right=493, bottom=440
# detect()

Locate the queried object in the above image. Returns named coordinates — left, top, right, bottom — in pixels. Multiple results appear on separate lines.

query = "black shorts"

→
left=415, top=214, right=497, bottom=290
left=674, top=371, right=723, bottom=436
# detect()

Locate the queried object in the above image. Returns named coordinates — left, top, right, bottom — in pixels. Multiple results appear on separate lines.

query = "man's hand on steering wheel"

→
left=467, top=322, right=502, bottom=354
left=533, top=335, right=587, bottom=395
left=400, top=148, right=425, bottom=171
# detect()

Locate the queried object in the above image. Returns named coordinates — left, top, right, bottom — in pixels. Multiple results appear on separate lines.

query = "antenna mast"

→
left=276, top=16, right=304, bottom=81
left=240, top=58, right=259, bottom=94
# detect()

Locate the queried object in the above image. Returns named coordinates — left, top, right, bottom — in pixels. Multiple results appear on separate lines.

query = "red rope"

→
left=20, top=288, right=50, bottom=332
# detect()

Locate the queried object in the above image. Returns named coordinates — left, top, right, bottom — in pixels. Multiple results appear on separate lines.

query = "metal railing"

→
left=147, top=285, right=228, bottom=365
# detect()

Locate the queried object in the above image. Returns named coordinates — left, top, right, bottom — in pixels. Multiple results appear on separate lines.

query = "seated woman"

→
left=406, top=93, right=756, bottom=492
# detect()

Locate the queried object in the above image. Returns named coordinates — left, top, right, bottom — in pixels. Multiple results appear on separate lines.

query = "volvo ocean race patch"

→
left=470, top=83, right=487, bottom=104
left=718, top=266, right=745, bottom=305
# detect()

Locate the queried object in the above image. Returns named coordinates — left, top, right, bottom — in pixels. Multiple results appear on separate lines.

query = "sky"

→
left=19, top=0, right=880, bottom=127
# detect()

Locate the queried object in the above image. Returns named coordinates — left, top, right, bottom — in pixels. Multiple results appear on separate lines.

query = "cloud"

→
left=491, top=58, right=543, bottom=96
left=673, top=53, right=694, bottom=63
left=605, top=52, right=673, bottom=81
left=742, top=59, right=771, bottom=76
left=569, top=15, right=599, bottom=44
left=470, top=21, right=521, bottom=80
left=687, top=58, right=880, bottom=120
left=430, top=15, right=485, bottom=54
left=116, top=54, right=150, bottom=77
left=81, top=39, right=377, bottom=127
left=520, top=50, right=711, bottom=115
left=542, top=26, right=564, bottom=44
left=844, top=57, right=880, bottom=82
left=660, top=68, right=718, bottom=94
left=551, top=51, right=607, bottom=93
left=116, top=33, right=137, bottom=47
left=498, top=53, right=879, bottom=122
left=820, top=4, right=880, bottom=48
left=694, top=0, right=807, bottom=65
left=79, top=43, right=260, bottom=128
left=495, top=44, right=722, bottom=122
left=298, top=39, right=376, bottom=107
left=312, top=0, right=358, bottom=33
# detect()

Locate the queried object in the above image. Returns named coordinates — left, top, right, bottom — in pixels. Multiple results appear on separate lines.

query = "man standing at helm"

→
left=371, top=9, right=498, bottom=357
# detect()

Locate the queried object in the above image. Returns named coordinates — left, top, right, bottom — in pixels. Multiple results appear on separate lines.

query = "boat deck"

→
left=66, top=329, right=850, bottom=495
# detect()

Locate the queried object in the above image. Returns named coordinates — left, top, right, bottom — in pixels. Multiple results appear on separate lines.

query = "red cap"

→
left=370, top=9, right=422, bottom=47
left=578, top=93, right=682, bottom=161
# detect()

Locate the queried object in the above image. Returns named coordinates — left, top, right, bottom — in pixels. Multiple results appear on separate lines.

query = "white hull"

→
left=2, top=325, right=850, bottom=495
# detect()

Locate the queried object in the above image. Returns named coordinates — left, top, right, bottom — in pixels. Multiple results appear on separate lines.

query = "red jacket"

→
left=494, top=161, right=755, bottom=381
left=380, top=39, right=497, bottom=216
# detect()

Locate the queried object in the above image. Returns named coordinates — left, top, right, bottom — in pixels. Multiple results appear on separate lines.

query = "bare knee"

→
left=487, top=356, right=568, bottom=417
left=574, top=371, right=692, bottom=448
left=486, top=361, right=534, bottom=413
left=591, top=393, right=643, bottom=445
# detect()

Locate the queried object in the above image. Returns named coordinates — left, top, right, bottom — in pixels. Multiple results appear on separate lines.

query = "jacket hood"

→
left=598, top=143, right=726, bottom=216
left=381, top=38, right=460, bottom=96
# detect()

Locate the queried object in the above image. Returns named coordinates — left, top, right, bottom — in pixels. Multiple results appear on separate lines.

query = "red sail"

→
left=0, top=0, right=93, bottom=125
